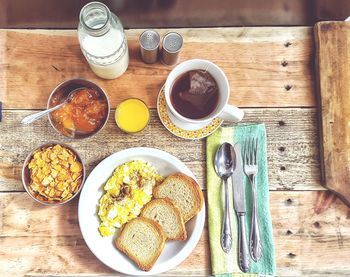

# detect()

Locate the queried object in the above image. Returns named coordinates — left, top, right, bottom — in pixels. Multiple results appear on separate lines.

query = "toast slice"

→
left=115, top=217, right=166, bottom=271
left=153, top=173, right=204, bottom=222
left=141, top=198, right=187, bottom=241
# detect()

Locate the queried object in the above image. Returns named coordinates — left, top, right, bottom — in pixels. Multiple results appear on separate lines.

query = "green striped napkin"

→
left=207, top=124, right=276, bottom=277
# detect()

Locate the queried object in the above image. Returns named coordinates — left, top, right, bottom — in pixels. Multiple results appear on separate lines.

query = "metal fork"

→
left=243, top=137, right=262, bottom=262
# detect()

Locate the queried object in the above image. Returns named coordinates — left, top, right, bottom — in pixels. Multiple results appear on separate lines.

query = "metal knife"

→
left=232, top=143, right=250, bottom=272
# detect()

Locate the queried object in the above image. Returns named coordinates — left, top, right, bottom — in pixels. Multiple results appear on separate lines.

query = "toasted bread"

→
left=153, top=173, right=203, bottom=222
left=141, top=198, right=187, bottom=241
left=115, top=217, right=166, bottom=271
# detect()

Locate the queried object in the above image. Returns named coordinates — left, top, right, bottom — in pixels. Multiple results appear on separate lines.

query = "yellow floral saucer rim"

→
left=157, top=86, right=223, bottom=140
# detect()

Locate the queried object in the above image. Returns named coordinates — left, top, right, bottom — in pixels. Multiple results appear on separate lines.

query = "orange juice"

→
left=115, top=98, right=150, bottom=133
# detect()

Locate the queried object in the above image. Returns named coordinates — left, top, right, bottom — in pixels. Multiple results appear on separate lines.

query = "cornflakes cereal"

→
left=27, top=144, right=83, bottom=203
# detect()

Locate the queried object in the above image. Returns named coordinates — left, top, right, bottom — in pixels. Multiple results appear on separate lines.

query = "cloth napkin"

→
left=207, top=124, right=276, bottom=277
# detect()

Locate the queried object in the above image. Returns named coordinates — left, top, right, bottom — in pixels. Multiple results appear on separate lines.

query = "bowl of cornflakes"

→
left=47, top=78, right=110, bottom=139
left=22, top=143, right=86, bottom=205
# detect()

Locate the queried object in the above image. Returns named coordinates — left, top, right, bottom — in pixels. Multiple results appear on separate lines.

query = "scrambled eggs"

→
left=98, top=160, right=163, bottom=236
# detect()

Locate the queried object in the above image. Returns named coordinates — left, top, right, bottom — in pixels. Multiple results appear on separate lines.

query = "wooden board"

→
left=0, top=27, right=315, bottom=109
left=1, top=191, right=349, bottom=277
left=1, top=26, right=348, bottom=277
left=314, top=22, right=350, bottom=206
left=2, top=0, right=316, bottom=29
left=0, top=108, right=321, bottom=192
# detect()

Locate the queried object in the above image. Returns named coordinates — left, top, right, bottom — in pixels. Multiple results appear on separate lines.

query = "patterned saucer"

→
left=157, top=86, right=223, bottom=140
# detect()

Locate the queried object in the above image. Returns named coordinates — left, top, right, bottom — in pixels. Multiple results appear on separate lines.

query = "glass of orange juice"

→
left=115, top=98, right=150, bottom=133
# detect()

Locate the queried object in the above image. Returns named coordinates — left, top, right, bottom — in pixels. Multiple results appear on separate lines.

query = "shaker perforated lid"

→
left=162, top=32, right=183, bottom=53
left=161, top=32, right=183, bottom=66
left=139, top=30, right=160, bottom=64
left=139, top=29, right=160, bottom=50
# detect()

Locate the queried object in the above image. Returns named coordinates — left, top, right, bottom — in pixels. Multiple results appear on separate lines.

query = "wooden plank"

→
left=0, top=108, right=321, bottom=192
left=1, top=191, right=350, bottom=276
left=4, top=0, right=314, bottom=29
left=314, top=22, right=350, bottom=207
left=314, top=0, right=350, bottom=23
left=0, top=27, right=315, bottom=109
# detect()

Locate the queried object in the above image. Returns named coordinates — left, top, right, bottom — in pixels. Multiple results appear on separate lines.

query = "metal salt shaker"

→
left=161, top=32, right=183, bottom=66
left=139, top=30, right=160, bottom=64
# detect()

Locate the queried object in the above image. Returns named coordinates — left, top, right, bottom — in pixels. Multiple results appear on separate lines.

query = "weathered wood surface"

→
left=0, top=108, right=321, bottom=192
left=0, top=27, right=315, bottom=109
left=1, top=26, right=348, bottom=277
left=1, top=191, right=349, bottom=277
left=314, top=22, right=350, bottom=206
left=0, top=0, right=321, bottom=29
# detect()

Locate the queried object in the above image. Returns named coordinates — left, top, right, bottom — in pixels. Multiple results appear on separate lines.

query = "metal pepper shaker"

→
left=161, top=32, right=183, bottom=66
left=139, top=29, right=160, bottom=64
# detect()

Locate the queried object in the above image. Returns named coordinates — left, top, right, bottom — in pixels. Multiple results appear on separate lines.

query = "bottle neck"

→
left=79, top=2, right=112, bottom=37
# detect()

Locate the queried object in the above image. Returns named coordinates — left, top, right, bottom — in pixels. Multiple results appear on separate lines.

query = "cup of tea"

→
left=164, top=59, right=244, bottom=129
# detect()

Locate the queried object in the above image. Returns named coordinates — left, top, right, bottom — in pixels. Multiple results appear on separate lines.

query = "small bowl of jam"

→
left=47, top=79, right=110, bottom=139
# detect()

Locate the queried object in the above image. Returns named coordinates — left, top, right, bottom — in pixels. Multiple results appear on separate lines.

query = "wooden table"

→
left=1, top=27, right=349, bottom=277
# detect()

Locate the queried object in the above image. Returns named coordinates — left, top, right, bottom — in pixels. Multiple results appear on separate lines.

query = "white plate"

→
left=78, top=147, right=205, bottom=275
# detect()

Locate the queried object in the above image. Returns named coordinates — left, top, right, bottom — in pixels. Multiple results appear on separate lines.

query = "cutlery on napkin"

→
left=207, top=124, right=276, bottom=276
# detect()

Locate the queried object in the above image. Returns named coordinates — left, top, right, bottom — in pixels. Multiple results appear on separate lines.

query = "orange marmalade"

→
left=51, top=88, right=108, bottom=137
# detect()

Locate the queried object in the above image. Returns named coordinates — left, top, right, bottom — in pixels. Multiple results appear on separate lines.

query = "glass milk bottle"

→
left=78, top=2, right=129, bottom=79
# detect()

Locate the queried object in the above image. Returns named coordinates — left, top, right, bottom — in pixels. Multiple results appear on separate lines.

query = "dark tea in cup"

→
left=170, top=70, right=219, bottom=119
